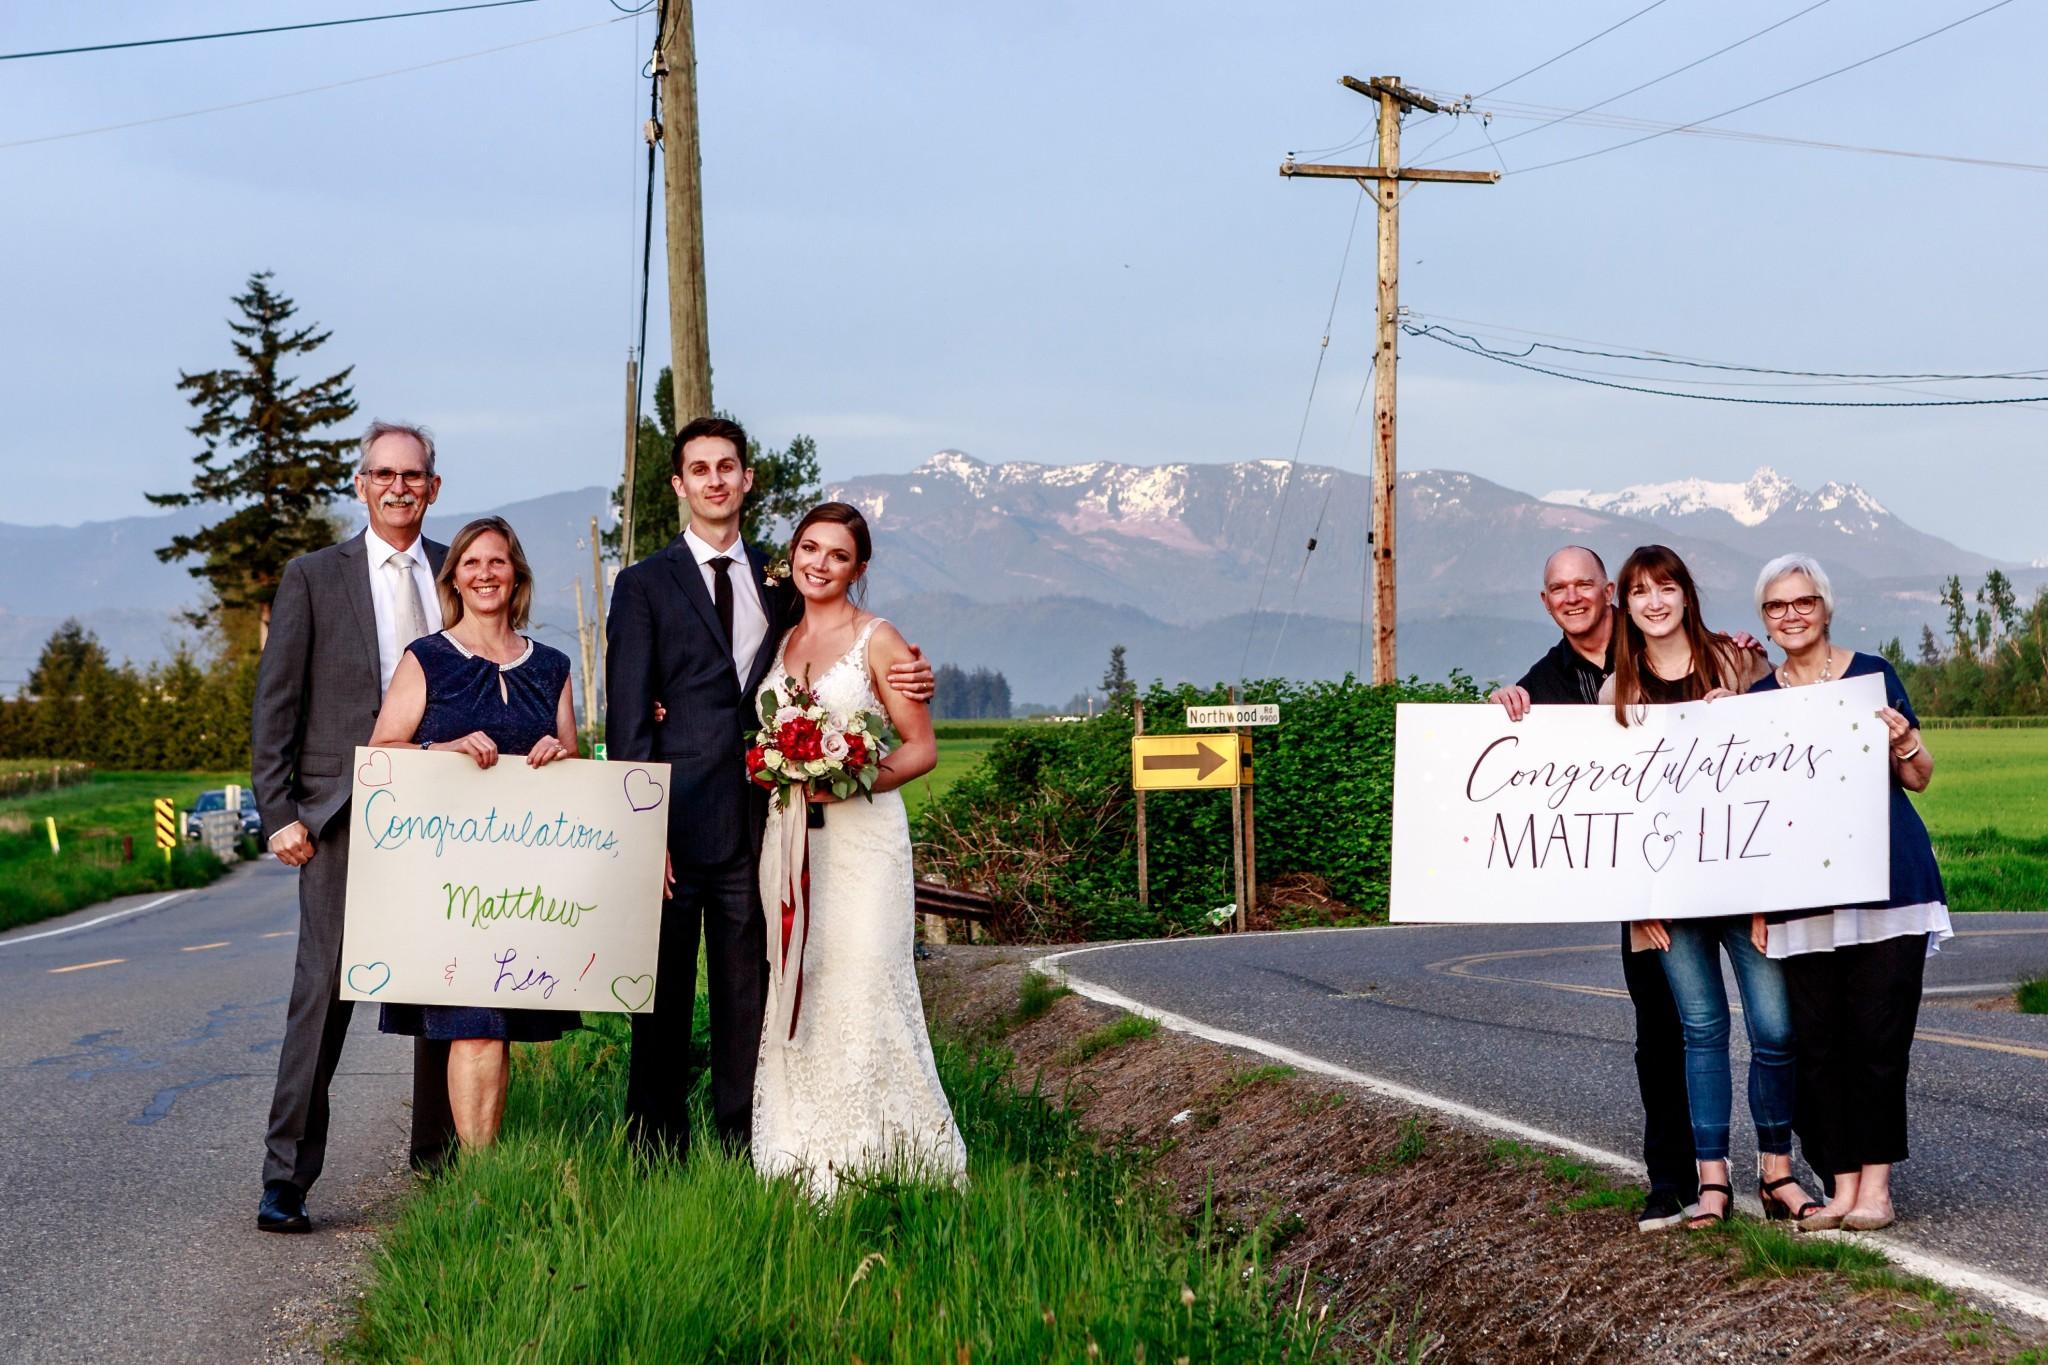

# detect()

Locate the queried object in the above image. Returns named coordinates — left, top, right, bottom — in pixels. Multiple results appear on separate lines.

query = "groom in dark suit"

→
left=605, top=416, right=931, bottom=1157
left=250, top=421, right=458, bottom=1232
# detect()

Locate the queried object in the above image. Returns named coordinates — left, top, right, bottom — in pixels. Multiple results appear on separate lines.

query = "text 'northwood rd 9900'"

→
left=1186, top=704, right=1280, bottom=728
left=1131, top=734, right=1253, bottom=790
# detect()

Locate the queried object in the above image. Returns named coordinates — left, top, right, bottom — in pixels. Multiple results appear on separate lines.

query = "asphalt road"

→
left=0, top=860, right=414, bottom=1364
left=1048, top=915, right=2048, bottom=1303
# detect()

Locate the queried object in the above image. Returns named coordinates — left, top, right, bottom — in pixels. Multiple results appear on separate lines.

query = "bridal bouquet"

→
left=747, top=676, right=888, bottom=809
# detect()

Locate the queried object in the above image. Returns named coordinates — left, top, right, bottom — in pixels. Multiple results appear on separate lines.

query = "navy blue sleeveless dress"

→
left=378, top=632, right=582, bottom=1044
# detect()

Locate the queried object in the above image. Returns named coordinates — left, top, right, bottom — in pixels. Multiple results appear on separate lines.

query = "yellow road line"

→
left=49, top=958, right=125, bottom=974
left=180, top=941, right=230, bottom=952
left=1427, top=941, right=2048, bottom=1061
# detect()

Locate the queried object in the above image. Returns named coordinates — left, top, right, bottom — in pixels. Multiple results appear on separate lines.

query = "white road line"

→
left=0, top=891, right=188, bottom=949
left=1033, top=946, right=2048, bottom=1326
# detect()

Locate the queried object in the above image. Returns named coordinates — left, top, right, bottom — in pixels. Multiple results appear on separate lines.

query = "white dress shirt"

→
left=364, top=525, right=445, bottom=695
left=683, top=524, right=768, bottom=685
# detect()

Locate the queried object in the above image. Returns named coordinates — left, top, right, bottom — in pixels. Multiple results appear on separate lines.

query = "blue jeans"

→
left=1656, top=916, right=1796, bottom=1164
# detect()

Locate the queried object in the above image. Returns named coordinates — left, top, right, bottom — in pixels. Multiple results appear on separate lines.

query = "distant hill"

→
left=3, top=459, right=2036, bottom=708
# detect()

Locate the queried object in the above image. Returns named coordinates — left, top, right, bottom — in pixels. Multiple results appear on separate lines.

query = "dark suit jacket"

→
left=251, top=531, right=448, bottom=842
left=605, top=535, right=794, bottom=867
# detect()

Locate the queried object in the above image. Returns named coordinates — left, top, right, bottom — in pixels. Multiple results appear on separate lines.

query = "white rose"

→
left=763, top=750, right=785, bottom=771
left=774, top=706, right=803, bottom=728
left=805, top=759, right=827, bottom=778
left=821, top=731, right=851, bottom=762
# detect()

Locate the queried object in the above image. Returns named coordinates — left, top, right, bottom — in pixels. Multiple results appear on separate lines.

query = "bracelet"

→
left=1893, top=744, right=1922, bottom=763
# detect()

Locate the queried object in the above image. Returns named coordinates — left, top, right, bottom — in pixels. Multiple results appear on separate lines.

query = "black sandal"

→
left=1687, top=1183, right=1733, bottom=1228
left=1759, top=1173, right=1825, bottom=1223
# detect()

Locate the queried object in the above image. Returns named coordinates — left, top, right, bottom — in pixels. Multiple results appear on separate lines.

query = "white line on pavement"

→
left=1032, top=946, right=2048, bottom=1326
left=0, top=891, right=188, bottom=950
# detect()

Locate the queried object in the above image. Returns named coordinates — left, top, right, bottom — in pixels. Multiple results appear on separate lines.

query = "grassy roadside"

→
left=344, top=1007, right=1377, bottom=1363
left=0, top=770, right=245, bottom=933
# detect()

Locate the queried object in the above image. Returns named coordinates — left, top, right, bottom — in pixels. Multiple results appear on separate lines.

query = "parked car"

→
left=183, top=788, right=260, bottom=841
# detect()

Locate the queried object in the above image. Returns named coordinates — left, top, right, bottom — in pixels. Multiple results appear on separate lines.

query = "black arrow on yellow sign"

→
left=1142, top=742, right=1227, bottom=781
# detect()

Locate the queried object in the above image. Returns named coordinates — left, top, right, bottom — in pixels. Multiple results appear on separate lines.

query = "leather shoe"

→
left=257, top=1181, right=310, bottom=1234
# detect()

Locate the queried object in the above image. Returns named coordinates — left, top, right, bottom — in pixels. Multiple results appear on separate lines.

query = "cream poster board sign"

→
left=1391, top=673, right=1891, bottom=923
left=339, top=747, right=670, bottom=1012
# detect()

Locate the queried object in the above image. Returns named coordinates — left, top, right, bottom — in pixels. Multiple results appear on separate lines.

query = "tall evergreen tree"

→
left=148, top=271, right=358, bottom=652
left=24, top=619, right=109, bottom=699
left=605, top=366, right=824, bottom=563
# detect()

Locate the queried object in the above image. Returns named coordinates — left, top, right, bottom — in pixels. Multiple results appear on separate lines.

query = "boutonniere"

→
left=763, top=557, right=792, bottom=590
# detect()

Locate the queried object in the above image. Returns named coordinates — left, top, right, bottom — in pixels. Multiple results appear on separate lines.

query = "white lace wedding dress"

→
left=751, top=617, right=968, bottom=1201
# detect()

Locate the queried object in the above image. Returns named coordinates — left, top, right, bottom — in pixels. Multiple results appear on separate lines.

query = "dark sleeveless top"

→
left=410, top=631, right=572, bottom=754
left=378, top=630, right=580, bottom=1044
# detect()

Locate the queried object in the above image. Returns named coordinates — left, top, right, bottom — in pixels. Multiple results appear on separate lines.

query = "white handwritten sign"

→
left=339, top=747, right=670, bottom=1012
left=1391, top=673, right=1890, bottom=923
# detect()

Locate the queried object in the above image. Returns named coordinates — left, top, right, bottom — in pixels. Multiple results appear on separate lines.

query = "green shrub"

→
left=913, top=672, right=1483, bottom=940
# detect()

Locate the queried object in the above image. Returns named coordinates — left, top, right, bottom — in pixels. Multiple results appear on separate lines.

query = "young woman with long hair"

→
left=1599, top=545, right=1821, bottom=1229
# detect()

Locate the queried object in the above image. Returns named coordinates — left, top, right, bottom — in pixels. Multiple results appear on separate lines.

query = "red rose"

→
left=843, top=734, right=868, bottom=769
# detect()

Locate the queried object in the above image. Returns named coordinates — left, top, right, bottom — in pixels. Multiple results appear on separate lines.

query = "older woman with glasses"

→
left=1746, top=553, right=1950, bottom=1232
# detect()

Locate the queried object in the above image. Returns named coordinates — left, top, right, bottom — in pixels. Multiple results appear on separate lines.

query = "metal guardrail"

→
left=914, top=880, right=995, bottom=945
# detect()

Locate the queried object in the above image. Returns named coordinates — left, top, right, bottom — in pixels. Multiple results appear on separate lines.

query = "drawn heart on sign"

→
left=346, top=961, right=392, bottom=995
left=610, top=974, right=655, bottom=1011
left=356, top=750, right=393, bottom=788
left=623, top=768, right=665, bottom=813
left=1640, top=814, right=1680, bottom=873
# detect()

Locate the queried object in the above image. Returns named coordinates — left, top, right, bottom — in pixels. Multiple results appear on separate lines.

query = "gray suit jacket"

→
left=251, top=531, right=448, bottom=842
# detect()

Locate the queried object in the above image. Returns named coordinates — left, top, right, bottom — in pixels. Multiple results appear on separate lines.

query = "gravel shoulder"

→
left=918, top=945, right=2048, bottom=1363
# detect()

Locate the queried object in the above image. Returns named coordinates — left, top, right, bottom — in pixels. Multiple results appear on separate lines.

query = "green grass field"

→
left=0, top=770, right=245, bottom=932
left=902, top=735, right=1005, bottom=821
left=1913, top=729, right=2048, bottom=912
left=344, top=993, right=1371, bottom=1363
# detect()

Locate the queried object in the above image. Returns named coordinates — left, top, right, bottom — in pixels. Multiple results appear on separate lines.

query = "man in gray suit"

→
left=250, top=420, right=456, bottom=1233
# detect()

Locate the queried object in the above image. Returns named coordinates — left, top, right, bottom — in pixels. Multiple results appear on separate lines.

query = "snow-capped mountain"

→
left=3, top=455, right=2028, bottom=705
left=1540, top=467, right=1994, bottom=580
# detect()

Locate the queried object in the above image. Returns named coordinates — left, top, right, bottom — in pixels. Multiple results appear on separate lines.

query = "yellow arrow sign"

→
left=1131, top=734, right=1246, bottom=790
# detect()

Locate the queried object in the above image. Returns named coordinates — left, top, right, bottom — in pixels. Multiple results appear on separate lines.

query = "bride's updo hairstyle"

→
left=791, top=501, right=874, bottom=605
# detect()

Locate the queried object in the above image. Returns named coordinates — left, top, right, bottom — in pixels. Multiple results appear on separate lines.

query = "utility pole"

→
left=619, top=352, right=640, bottom=566
left=588, top=516, right=608, bottom=716
left=655, top=0, right=713, bottom=426
left=1281, top=76, right=1497, bottom=685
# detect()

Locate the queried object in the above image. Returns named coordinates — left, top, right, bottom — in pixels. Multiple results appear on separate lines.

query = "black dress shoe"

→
left=257, top=1181, right=310, bottom=1234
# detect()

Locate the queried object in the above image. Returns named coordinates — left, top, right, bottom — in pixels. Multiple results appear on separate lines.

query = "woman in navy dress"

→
left=1748, top=554, right=1948, bottom=1231
left=367, top=516, right=582, bottom=1151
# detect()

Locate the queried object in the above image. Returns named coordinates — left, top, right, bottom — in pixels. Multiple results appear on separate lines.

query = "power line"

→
left=1419, top=0, right=1838, bottom=170
left=1474, top=0, right=1680, bottom=99
left=1513, top=0, right=2023, bottom=176
left=1412, top=95, right=2048, bottom=175
left=1405, top=321, right=2048, bottom=383
left=1239, top=184, right=1369, bottom=681
left=0, top=16, right=629, bottom=151
left=0, top=0, right=541, bottom=62
left=628, top=3, right=664, bottom=451
left=1266, top=356, right=1374, bottom=676
left=1407, top=322, right=2048, bottom=408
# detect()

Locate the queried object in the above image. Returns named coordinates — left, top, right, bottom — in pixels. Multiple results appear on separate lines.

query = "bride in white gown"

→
left=751, top=502, right=967, bottom=1200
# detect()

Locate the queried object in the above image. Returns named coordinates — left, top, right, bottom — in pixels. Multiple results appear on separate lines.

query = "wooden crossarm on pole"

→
left=1276, top=74, right=1496, bottom=685
left=1279, top=161, right=1500, bottom=184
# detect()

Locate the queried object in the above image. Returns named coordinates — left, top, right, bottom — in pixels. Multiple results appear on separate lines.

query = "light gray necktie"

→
left=386, top=551, right=431, bottom=647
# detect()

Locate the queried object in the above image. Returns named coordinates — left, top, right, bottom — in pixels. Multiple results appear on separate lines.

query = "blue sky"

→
left=2, top=1, right=2044, bottom=560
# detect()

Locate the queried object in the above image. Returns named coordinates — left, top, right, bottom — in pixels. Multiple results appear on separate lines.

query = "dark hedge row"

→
left=913, top=672, right=1483, bottom=942
left=0, top=655, right=257, bottom=772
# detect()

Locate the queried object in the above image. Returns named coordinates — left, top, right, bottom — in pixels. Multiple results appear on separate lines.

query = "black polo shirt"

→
left=1515, top=631, right=1615, bottom=706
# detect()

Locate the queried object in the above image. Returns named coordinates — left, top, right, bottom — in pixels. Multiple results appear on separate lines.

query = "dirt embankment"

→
left=921, top=948, right=2045, bottom=1364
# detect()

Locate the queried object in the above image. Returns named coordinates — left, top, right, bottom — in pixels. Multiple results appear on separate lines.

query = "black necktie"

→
left=709, top=556, right=735, bottom=647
